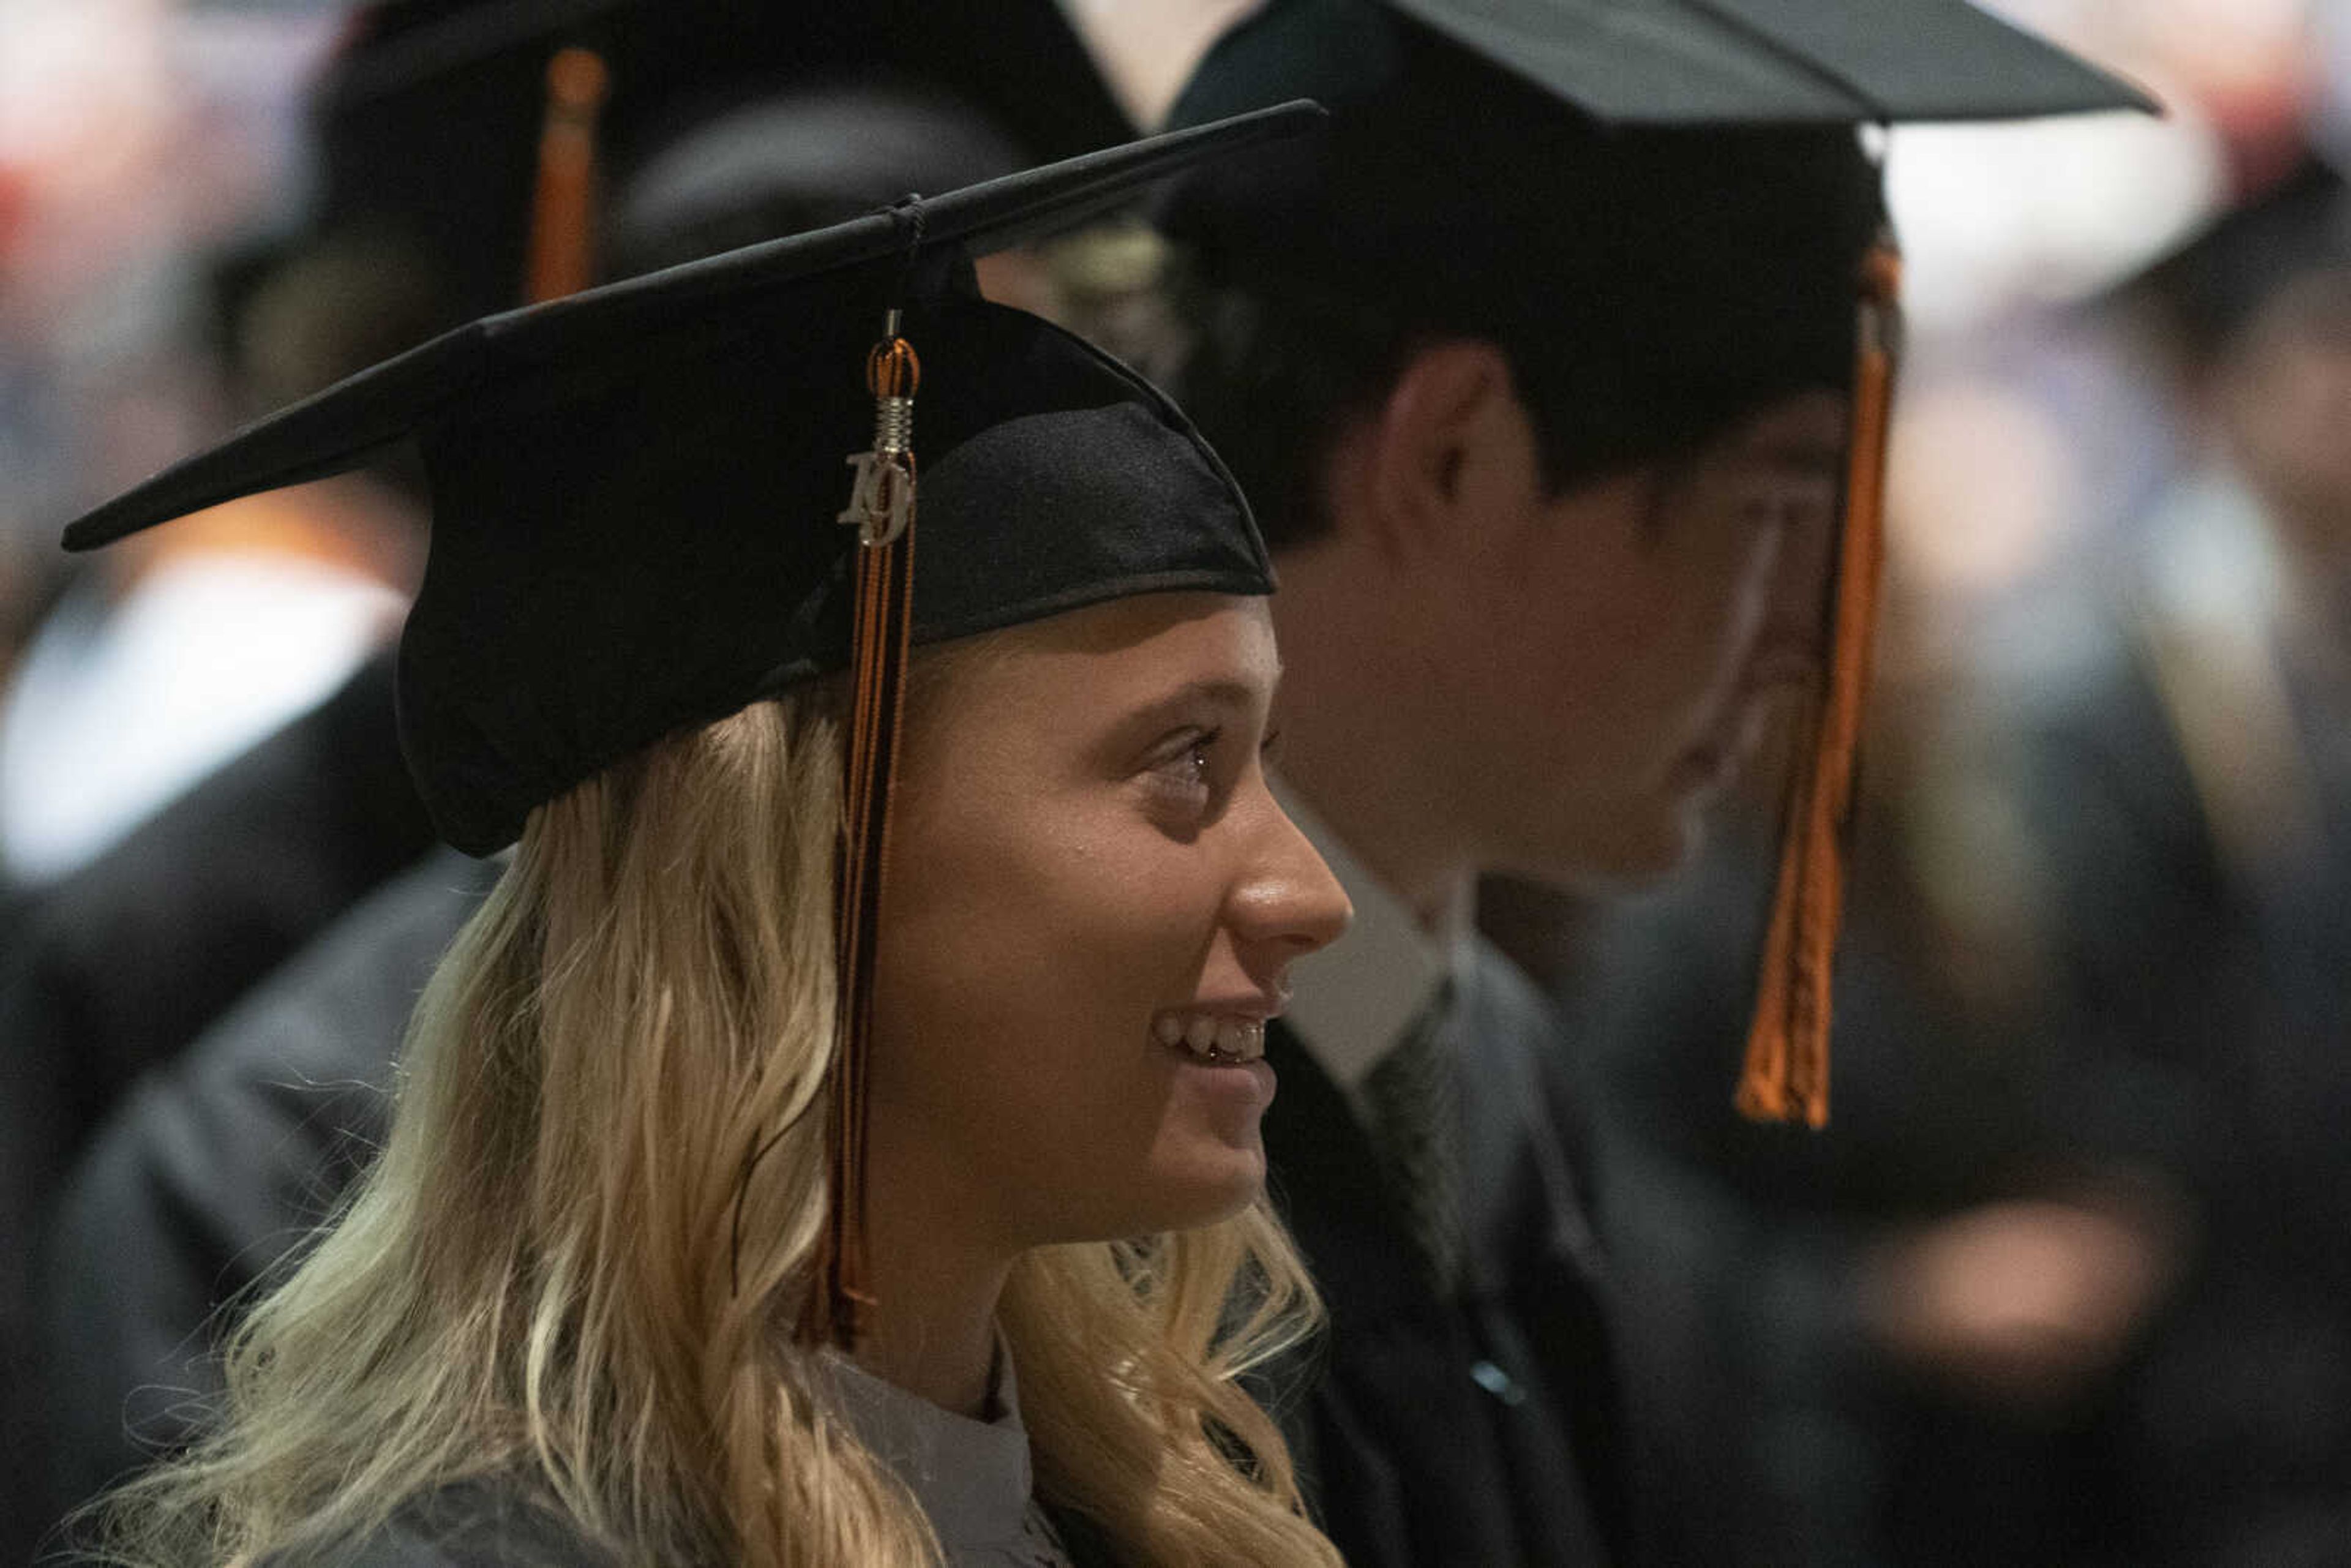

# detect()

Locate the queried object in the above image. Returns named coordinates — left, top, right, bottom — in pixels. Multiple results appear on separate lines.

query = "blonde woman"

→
left=62, top=109, right=1349, bottom=1566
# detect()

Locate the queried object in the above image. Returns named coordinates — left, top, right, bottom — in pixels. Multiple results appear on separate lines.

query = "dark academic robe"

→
left=30, top=849, right=491, bottom=1547
left=299, top=1485, right=619, bottom=1568
left=0, top=649, right=427, bottom=1221
left=287, top=1480, right=1122, bottom=1567
left=2006, top=620, right=2351, bottom=1564
left=0, top=647, right=434, bottom=1563
left=1261, top=939, right=1632, bottom=1567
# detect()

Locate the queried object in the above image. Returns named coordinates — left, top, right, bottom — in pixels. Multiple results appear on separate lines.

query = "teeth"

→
left=1151, top=1011, right=1266, bottom=1065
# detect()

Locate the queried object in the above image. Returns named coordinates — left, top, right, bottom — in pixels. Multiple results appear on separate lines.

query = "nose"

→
left=1226, top=789, right=1352, bottom=973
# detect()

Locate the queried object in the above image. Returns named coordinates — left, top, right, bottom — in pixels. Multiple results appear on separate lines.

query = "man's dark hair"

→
left=1153, top=2, right=1881, bottom=554
left=1161, top=122, right=1881, bottom=555
left=1167, top=258, right=1685, bottom=553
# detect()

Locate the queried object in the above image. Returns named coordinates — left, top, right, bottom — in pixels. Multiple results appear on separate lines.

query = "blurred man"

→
left=1146, top=2, right=2143, bottom=1562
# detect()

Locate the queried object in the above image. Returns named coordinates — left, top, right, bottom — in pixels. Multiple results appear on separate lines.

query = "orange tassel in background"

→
left=1734, top=236, right=1902, bottom=1130
left=523, top=46, right=609, bottom=305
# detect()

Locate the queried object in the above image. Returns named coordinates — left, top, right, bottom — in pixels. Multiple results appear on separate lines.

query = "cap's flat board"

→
left=1387, top=0, right=2154, bottom=124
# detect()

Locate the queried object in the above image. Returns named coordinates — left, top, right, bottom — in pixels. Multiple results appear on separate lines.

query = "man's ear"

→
left=1351, top=339, right=1531, bottom=559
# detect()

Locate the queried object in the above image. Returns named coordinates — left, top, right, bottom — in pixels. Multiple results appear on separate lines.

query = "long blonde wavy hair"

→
left=92, top=678, right=1340, bottom=1567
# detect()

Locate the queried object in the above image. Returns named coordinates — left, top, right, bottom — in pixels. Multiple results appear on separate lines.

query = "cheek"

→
left=1557, top=526, right=1787, bottom=790
left=1714, top=527, right=1790, bottom=664
left=880, top=800, right=1174, bottom=1086
left=1645, top=523, right=1785, bottom=697
left=868, top=790, right=1250, bottom=1236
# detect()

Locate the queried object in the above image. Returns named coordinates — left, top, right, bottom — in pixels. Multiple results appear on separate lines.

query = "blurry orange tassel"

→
left=1734, top=236, right=1902, bottom=1130
left=523, top=46, right=609, bottom=304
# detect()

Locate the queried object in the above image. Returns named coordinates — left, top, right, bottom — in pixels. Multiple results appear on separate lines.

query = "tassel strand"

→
left=1734, top=236, right=1901, bottom=1130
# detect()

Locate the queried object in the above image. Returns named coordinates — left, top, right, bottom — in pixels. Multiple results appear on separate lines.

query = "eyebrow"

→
left=1127, top=676, right=1273, bottom=726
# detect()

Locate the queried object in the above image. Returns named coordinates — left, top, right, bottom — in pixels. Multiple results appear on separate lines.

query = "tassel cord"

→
left=1734, top=241, right=1900, bottom=1129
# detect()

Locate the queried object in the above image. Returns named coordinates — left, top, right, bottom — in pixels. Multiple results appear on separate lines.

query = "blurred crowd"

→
left=2, top=0, right=2349, bottom=1564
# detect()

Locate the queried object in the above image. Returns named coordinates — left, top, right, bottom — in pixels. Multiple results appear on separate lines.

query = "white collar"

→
left=1272, top=774, right=1472, bottom=1108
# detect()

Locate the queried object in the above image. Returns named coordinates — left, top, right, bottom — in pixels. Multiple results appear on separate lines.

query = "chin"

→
left=1038, top=1137, right=1265, bottom=1245
left=1136, top=1141, right=1267, bottom=1234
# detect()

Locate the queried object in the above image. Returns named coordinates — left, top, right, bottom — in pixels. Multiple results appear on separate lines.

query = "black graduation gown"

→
left=30, top=848, right=490, bottom=1545
left=0, top=648, right=428, bottom=1221
left=284, top=1480, right=1123, bottom=1568
left=2006, top=631, right=2351, bottom=1563
left=1259, top=939, right=1632, bottom=1567
left=296, top=1485, right=619, bottom=1568
left=0, top=646, right=435, bottom=1563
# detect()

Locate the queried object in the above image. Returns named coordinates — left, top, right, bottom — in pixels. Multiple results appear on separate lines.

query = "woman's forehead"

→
left=920, top=594, right=1278, bottom=716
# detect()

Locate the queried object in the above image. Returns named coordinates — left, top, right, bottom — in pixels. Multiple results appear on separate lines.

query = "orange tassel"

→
left=523, top=47, right=608, bottom=304
left=1734, top=237, right=1901, bottom=1130
left=803, top=323, right=922, bottom=1348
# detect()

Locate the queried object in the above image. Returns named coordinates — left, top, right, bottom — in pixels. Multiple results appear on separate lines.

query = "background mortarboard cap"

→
left=313, top=0, right=1138, bottom=328
left=64, top=103, right=1322, bottom=854
left=601, top=86, right=1034, bottom=277
left=2112, top=156, right=2351, bottom=370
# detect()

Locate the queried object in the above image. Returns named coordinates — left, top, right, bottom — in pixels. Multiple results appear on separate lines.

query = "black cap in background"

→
left=312, top=0, right=1139, bottom=328
left=2113, top=156, right=2351, bottom=371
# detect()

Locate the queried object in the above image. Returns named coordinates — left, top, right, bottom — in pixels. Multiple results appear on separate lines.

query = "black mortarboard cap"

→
left=62, top=103, right=1322, bottom=857
left=1367, top=0, right=2153, bottom=126
left=1164, top=1, right=2151, bottom=482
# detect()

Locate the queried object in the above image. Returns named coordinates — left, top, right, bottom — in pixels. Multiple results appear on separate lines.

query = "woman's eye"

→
left=1144, top=727, right=1223, bottom=803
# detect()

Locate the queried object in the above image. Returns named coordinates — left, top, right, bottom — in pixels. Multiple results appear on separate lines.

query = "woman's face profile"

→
left=870, top=591, right=1349, bottom=1250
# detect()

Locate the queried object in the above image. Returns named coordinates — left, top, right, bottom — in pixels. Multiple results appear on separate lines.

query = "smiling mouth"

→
left=1150, top=1011, right=1267, bottom=1065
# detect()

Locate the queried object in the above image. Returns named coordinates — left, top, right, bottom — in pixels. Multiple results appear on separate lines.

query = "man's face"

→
left=1454, top=389, right=1848, bottom=887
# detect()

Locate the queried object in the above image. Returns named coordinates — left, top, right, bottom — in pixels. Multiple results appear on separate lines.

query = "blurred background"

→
left=2, top=1, right=2348, bottom=1564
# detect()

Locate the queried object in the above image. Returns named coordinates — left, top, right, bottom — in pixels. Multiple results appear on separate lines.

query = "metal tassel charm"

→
left=839, top=309, right=921, bottom=546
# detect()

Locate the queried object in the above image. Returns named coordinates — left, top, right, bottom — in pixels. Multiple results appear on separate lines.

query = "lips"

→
left=1150, top=1010, right=1268, bottom=1065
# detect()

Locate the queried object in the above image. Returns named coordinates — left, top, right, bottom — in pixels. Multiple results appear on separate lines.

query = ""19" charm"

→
left=838, top=312, right=920, bottom=547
